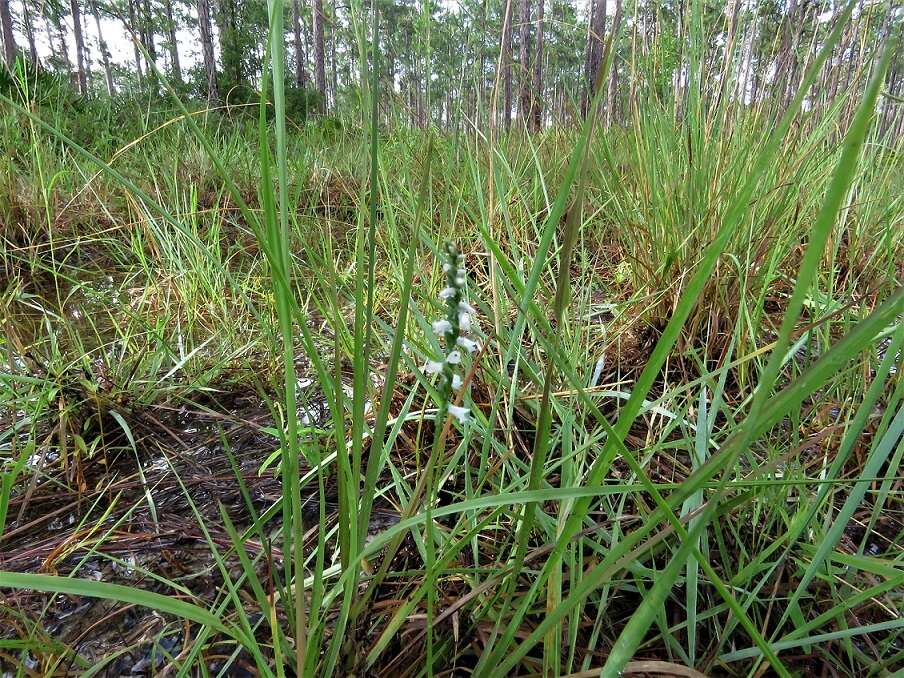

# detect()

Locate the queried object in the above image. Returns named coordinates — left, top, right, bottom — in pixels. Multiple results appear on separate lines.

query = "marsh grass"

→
left=1, top=1, right=904, bottom=675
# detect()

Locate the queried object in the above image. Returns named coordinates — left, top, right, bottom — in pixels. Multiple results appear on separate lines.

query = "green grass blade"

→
left=0, top=572, right=236, bottom=639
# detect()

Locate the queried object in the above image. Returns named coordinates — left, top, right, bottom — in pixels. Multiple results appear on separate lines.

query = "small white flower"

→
left=457, top=267, right=466, bottom=276
left=448, top=404, right=472, bottom=424
left=457, top=337, right=480, bottom=353
left=451, top=374, right=462, bottom=389
left=442, top=262, right=452, bottom=272
left=458, top=301, right=476, bottom=315
left=455, top=276, right=466, bottom=286
left=439, top=287, right=456, bottom=300
left=458, top=313, right=472, bottom=332
left=432, top=319, right=452, bottom=335
left=424, top=360, right=445, bottom=374
left=446, top=350, right=462, bottom=364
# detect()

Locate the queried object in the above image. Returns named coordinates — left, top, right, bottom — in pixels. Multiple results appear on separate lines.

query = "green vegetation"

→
left=1, top=0, right=904, bottom=675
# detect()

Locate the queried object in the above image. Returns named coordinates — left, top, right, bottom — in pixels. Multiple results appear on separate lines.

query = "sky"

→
left=13, top=0, right=217, bottom=74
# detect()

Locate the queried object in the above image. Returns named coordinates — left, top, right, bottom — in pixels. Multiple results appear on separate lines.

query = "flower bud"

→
left=448, top=404, right=472, bottom=424
left=424, top=360, right=444, bottom=374
left=457, top=337, right=479, bottom=353
left=432, top=319, right=452, bottom=335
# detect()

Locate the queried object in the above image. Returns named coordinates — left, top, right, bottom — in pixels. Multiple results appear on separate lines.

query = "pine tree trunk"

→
left=737, top=13, right=754, bottom=104
left=142, top=0, right=157, bottom=76
left=163, top=0, right=181, bottom=83
left=828, top=15, right=849, bottom=105
left=128, top=0, right=144, bottom=80
left=717, top=0, right=740, bottom=107
left=196, top=0, right=218, bottom=101
left=518, top=0, right=531, bottom=124
left=775, top=0, right=796, bottom=104
left=329, top=0, right=337, bottom=106
left=674, top=0, right=686, bottom=117
left=57, top=21, right=74, bottom=90
left=70, top=0, right=88, bottom=94
left=605, top=0, right=621, bottom=128
left=44, top=17, right=58, bottom=63
left=583, top=0, right=605, bottom=117
left=312, top=0, right=326, bottom=104
left=838, top=6, right=862, bottom=125
left=530, top=0, right=543, bottom=131
left=89, top=0, right=114, bottom=94
left=501, top=0, right=513, bottom=130
left=1, top=0, right=17, bottom=67
left=216, top=0, right=246, bottom=88
left=796, top=7, right=820, bottom=106
left=782, top=4, right=812, bottom=111
left=292, top=0, right=308, bottom=87
left=477, top=0, right=486, bottom=123
left=878, top=10, right=898, bottom=136
left=582, top=0, right=593, bottom=114
left=627, top=5, right=638, bottom=115
left=386, top=44, right=394, bottom=93
left=20, top=0, right=38, bottom=64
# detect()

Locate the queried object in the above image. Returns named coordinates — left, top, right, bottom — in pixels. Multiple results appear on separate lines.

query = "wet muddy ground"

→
left=1, top=379, right=407, bottom=674
left=0, top=268, right=404, bottom=673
